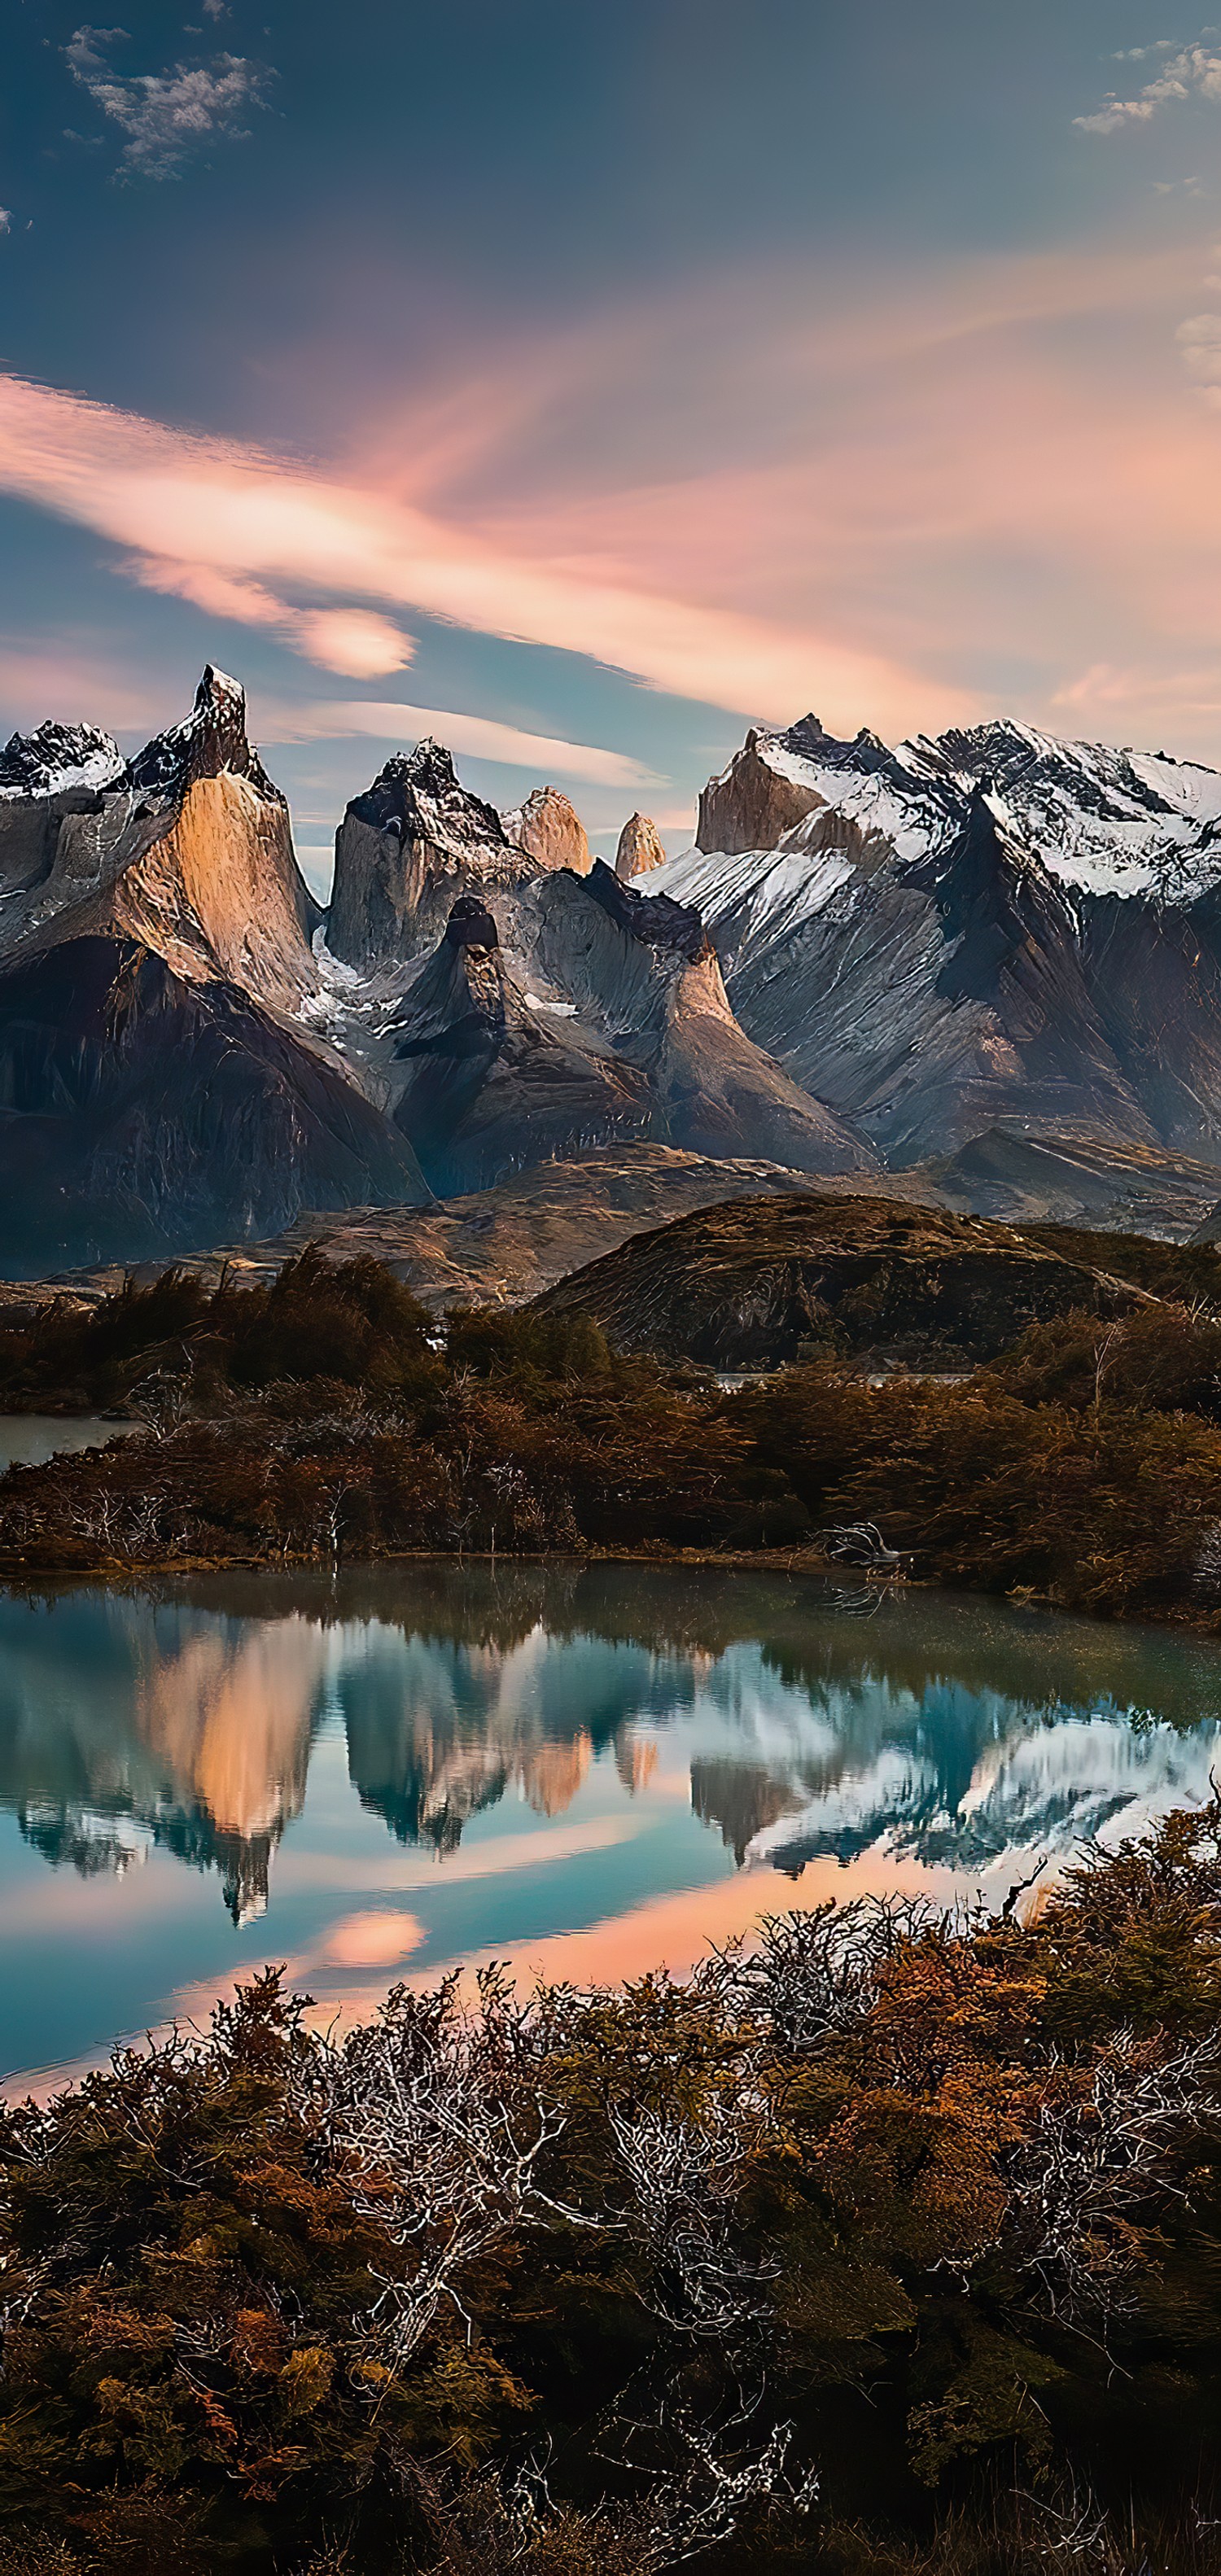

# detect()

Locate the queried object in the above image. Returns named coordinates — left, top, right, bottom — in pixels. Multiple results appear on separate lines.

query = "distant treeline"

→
left=2, top=1250, right=1221, bottom=1616
left=5, top=1804, right=1221, bottom=2574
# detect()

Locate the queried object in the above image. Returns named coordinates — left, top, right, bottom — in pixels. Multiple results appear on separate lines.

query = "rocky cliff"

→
left=15, top=659, right=1221, bottom=1276
left=328, top=739, right=535, bottom=971
left=655, top=711, right=1221, bottom=1171
left=0, top=668, right=322, bottom=1018
left=615, top=812, right=665, bottom=878
left=504, top=785, right=592, bottom=874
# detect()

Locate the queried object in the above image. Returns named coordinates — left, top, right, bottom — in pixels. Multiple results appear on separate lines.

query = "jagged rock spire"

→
left=615, top=812, right=665, bottom=879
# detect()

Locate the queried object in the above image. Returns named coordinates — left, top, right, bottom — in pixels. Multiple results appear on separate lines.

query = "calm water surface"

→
left=0, top=1416, right=133, bottom=1469
left=2, top=1560, right=1221, bottom=2093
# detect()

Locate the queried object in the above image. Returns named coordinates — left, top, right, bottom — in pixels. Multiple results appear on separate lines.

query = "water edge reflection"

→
left=2, top=1561, right=1220, bottom=2089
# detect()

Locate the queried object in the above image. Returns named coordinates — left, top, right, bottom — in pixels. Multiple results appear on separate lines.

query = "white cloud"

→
left=265, top=699, right=663, bottom=789
left=1076, top=40, right=1221, bottom=133
left=121, top=555, right=414, bottom=674
left=291, top=609, right=414, bottom=678
left=201, top=0, right=228, bottom=15
left=64, top=24, right=269, bottom=178
left=0, top=212, right=10, bottom=237
left=1177, top=308, right=1221, bottom=401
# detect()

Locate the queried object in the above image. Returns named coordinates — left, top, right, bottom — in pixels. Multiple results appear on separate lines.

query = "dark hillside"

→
left=530, top=1192, right=1143, bottom=1368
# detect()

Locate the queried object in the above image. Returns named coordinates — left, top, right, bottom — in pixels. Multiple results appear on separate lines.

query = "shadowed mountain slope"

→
left=389, top=894, right=650, bottom=1194
left=381, top=859, right=874, bottom=1193
left=654, top=712, right=1221, bottom=1171
left=0, top=937, right=427, bottom=1275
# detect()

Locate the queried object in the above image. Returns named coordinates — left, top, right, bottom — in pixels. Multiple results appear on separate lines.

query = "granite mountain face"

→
left=0, top=671, right=425, bottom=1271
left=654, top=712, right=1221, bottom=1175
left=9, top=669, right=1221, bottom=1272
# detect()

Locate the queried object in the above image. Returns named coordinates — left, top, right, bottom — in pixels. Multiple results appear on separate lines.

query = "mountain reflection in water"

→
left=2, top=1563, right=1221, bottom=2085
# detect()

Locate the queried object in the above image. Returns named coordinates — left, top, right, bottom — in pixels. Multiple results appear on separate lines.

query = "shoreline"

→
left=1, top=1538, right=1219, bottom=1639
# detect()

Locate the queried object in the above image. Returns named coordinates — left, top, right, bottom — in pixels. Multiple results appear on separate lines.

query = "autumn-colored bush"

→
left=6, top=1804, right=1221, bottom=2570
left=4, top=1332, right=1221, bottom=1614
left=987, top=1301, right=1221, bottom=1421
left=5, top=1256, right=1221, bottom=1618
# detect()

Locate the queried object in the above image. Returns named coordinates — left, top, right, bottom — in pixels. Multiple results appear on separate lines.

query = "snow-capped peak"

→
left=0, top=720, right=125, bottom=802
left=126, top=665, right=285, bottom=809
left=693, top=707, right=1221, bottom=907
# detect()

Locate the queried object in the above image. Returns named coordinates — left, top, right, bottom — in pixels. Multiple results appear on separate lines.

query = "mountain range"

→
left=9, top=667, right=1221, bottom=1271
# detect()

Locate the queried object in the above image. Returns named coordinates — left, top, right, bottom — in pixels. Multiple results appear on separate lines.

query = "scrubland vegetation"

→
left=4, top=1250, right=1221, bottom=1618
left=4, top=1804, right=1221, bottom=2571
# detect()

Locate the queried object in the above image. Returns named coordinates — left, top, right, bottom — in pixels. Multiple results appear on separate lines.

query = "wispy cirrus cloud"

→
left=264, top=698, right=663, bottom=786
left=64, top=24, right=270, bottom=178
left=0, top=368, right=961, bottom=736
left=1075, top=37, right=1221, bottom=133
left=122, top=552, right=415, bottom=676
left=11, top=237, right=1221, bottom=768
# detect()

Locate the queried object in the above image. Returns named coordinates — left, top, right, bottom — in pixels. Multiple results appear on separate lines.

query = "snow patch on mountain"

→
left=649, top=836, right=859, bottom=942
left=0, top=722, right=125, bottom=802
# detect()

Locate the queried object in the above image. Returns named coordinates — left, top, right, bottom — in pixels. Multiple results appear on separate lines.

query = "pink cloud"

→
left=11, top=229, right=1221, bottom=763
left=263, top=697, right=662, bottom=786
left=340, top=236, right=1221, bottom=758
left=0, top=368, right=971, bottom=739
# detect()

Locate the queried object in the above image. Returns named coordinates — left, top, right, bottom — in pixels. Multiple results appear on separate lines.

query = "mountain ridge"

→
left=9, top=667, right=1221, bottom=1271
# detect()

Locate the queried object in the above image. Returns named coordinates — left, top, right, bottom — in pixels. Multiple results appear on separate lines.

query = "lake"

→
left=2, top=1559, right=1220, bottom=2095
left=0, top=1415, right=135, bottom=1470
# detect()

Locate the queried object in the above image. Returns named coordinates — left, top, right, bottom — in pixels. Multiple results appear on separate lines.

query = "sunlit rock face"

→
left=0, top=669, right=322, bottom=1019
left=696, top=718, right=836, bottom=855
left=0, top=674, right=431, bottom=1272
left=328, top=739, right=535, bottom=971
left=615, top=812, right=665, bottom=879
left=505, top=785, right=592, bottom=875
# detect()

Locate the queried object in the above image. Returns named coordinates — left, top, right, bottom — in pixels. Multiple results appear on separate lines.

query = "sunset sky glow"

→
left=7, top=0, right=1221, bottom=873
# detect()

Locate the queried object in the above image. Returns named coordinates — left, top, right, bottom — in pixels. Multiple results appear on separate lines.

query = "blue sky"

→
left=6, top=0, right=1221, bottom=886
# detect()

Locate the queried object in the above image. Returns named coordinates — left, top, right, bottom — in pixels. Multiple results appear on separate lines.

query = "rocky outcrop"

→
left=389, top=895, right=650, bottom=1195
left=0, top=669, right=322, bottom=1019
left=328, top=740, right=533, bottom=971
left=532, top=1192, right=1141, bottom=1369
left=0, top=936, right=427, bottom=1276
left=615, top=812, right=665, bottom=878
left=504, top=785, right=591, bottom=874
left=527, top=860, right=875, bottom=1176
left=696, top=716, right=842, bottom=854
left=0, top=720, right=124, bottom=799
